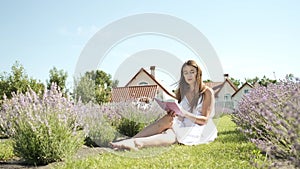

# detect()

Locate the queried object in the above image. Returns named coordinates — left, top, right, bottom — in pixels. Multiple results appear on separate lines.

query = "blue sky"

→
left=0, top=0, right=299, bottom=89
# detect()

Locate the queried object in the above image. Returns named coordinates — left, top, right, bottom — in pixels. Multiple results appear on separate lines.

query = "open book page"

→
left=154, top=98, right=183, bottom=116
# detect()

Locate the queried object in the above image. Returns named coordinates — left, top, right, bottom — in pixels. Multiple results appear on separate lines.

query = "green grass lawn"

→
left=52, top=115, right=267, bottom=169
left=0, top=138, right=14, bottom=161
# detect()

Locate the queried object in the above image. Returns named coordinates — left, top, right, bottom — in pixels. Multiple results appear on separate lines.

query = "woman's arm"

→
left=181, top=87, right=214, bottom=125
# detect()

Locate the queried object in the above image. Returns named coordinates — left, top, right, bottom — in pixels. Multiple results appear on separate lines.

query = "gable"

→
left=208, top=78, right=237, bottom=98
left=125, top=68, right=176, bottom=98
left=126, top=70, right=156, bottom=86
left=205, top=82, right=223, bottom=97
left=232, top=82, right=253, bottom=98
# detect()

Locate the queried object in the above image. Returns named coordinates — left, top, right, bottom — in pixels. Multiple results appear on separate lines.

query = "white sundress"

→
left=172, top=95, right=218, bottom=145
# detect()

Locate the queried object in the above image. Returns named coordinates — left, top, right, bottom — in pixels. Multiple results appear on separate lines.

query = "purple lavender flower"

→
left=0, top=83, right=86, bottom=164
left=233, top=77, right=300, bottom=168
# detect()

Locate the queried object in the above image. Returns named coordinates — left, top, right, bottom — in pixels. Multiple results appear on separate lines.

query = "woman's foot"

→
left=110, top=139, right=139, bottom=151
left=134, top=139, right=143, bottom=149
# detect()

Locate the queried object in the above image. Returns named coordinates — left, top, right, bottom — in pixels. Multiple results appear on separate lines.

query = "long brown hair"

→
left=175, top=60, right=206, bottom=111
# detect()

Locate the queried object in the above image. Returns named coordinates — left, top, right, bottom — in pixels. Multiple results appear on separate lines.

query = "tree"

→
left=285, top=73, right=295, bottom=81
left=245, top=76, right=259, bottom=86
left=73, top=70, right=116, bottom=104
left=47, top=67, right=68, bottom=92
left=0, top=61, right=44, bottom=101
left=229, top=77, right=241, bottom=88
left=112, top=79, right=119, bottom=88
left=73, top=75, right=96, bottom=104
left=245, top=76, right=276, bottom=87
left=203, top=79, right=212, bottom=83
left=0, top=72, right=10, bottom=101
left=29, top=79, right=45, bottom=95
left=258, top=75, right=276, bottom=87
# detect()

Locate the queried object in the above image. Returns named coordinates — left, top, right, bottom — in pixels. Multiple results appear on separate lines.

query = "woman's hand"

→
left=167, top=110, right=176, bottom=117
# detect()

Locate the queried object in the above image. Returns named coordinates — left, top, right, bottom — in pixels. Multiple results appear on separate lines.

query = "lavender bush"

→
left=113, top=101, right=165, bottom=137
left=94, top=100, right=165, bottom=139
left=0, top=84, right=84, bottom=165
left=76, top=100, right=165, bottom=146
left=233, top=78, right=300, bottom=168
left=77, top=102, right=118, bottom=147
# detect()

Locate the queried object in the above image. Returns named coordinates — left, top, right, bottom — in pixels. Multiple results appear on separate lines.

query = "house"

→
left=231, top=82, right=254, bottom=109
left=205, top=74, right=238, bottom=114
left=111, top=66, right=176, bottom=102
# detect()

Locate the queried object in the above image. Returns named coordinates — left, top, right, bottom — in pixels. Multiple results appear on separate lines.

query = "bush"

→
left=233, top=78, right=300, bottom=168
left=114, top=101, right=164, bottom=137
left=117, top=118, right=146, bottom=137
left=0, top=84, right=84, bottom=165
left=76, top=100, right=165, bottom=146
left=84, top=121, right=116, bottom=147
left=78, top=103, right=118, bottom=147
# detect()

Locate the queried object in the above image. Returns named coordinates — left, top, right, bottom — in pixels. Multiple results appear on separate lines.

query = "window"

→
left=244, top=89, right=249, bottom=94
left=224, top=94, right=231, bottom=101
left=139, top=81, right=148, bottom=86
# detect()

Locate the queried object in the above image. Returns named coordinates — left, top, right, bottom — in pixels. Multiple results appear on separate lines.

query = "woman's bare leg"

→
left=110, top=129, right=176, bottom=150
left=110, top=114, right=174, bottom=150
left=133, top=115, right=173, bottom=138
left=134, top=129, right=177, bottom=148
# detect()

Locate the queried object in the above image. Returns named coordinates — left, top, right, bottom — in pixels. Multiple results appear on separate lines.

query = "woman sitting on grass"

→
left=110, top=60, right=218, bottom=150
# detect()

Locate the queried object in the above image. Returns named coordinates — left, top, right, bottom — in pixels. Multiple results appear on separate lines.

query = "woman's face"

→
left=183, top=65, right=197, bottom=85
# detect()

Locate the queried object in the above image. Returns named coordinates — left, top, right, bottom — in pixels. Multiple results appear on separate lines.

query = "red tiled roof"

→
left=111, top=85, right=158, bottom=102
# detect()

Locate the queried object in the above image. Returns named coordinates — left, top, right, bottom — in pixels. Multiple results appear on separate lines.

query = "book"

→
left=154, top=98, right=183, bottom=116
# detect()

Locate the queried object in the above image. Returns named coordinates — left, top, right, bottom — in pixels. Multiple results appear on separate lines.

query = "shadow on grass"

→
left=0, top=160, right=46, bottom=169
left=0, top=135, right=9, bottom=139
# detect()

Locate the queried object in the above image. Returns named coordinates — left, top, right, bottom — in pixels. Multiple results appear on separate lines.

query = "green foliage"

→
left=245, top=76, right=259, bottom=86
left=0, top=61, right=44, bottom=101
left=85, top=119, right=117, bottom=147
left=73, top=75, right=96, bottom=104
left=285, top=73, right=295, bottom=81
left=0, top=85, right=84, bottom=165
left=203, top=79, right=212, bottom=83
left=47, top=67, right=68, bottom=93
left=13, top=112, right=84, bottom=165
left=245, top=76, right=276, bottom=87
left=230, top=77, right=241, bottom=88
left=79, top=101, right=162, bottom=147
left=73, top=70, right=116, bottom=104
left=79, top=103, right=118, bottom=147
left=108, top=102, right=161, bottom=138
left=91, top=70, right=112, bottom=104
left=117, top=118, right=146, bottom=137
left=258, top=75, right=276, bottom=87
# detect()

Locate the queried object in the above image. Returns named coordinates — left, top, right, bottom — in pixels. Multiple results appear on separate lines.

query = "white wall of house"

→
left=215, top=81, right=236, bottom=113
left=127, top=71, right=156, bottom=86
left=215, top=82, right=236, bottom=102
left=127, top=70, right=174, bottom=100
left=232, top=84, right=253, bottom=108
